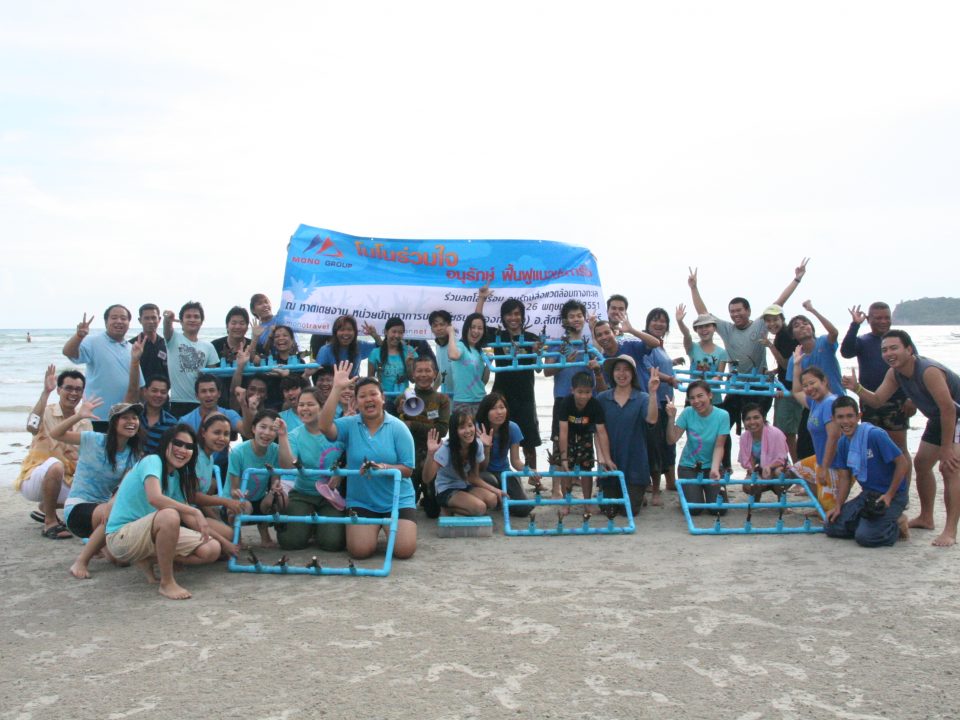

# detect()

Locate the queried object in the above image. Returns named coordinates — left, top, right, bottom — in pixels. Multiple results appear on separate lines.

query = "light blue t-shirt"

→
left=806, top=394, right=837, bottom=464
left=288, top=425, right=345, bottom=496
left=676, top=406, right=731, bottom=469
left=433, top=441, right=485, bottom=495
left=332, top=413, right=416, bottom=512
left=106, top=455, right=186, bottom=534
left=226, top=440, right=280, bottom=501
left=196, top=449, right=217, bottom=495
left=64, top=431, right=137, bottom=521
left=450, top=341, right=487, bottom=403
left=688, top=344, right=729, bottom=403
left=70, top=333, right=143, bottom=420
left=280, top=408, right=302, bottom=432
left=487, top=421, right=524, bottom=475
left=786, top=335, right=844, bottom=397
left=434, top=341, right=456, bottom=395
left=368, top=346, right=414, bottom=394
left=315, top=342, right=375, bottom=377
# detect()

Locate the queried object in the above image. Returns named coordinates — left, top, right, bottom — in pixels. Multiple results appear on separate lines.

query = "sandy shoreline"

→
left=1, top=448, right=958, bottom=720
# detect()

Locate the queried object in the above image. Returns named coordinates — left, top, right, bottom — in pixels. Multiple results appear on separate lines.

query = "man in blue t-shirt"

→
left=825, top=397, right=910, bottom=547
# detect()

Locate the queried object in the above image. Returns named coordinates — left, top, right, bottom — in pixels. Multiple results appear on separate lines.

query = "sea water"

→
left=2, top=326, right=959, bottom=482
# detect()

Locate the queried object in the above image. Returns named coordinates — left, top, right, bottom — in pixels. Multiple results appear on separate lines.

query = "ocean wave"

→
left=0, top=406, right=33, bottom=413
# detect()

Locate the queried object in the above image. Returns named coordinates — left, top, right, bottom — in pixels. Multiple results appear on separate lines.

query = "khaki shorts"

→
left=106, top=512, right=204, bottom=563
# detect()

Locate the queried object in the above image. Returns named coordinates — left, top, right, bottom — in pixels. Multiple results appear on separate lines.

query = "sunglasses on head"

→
left=170, top=439, right=196, bottom=451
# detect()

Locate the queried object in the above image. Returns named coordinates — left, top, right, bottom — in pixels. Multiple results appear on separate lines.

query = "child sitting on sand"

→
left=555, top=371, right=613, bottom=514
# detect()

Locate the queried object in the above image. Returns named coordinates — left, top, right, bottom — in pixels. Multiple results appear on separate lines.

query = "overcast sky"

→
left=2, top=1, right=958, bottom=331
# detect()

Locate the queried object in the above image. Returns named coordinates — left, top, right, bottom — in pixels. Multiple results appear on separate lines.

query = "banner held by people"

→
left=277, top=225, right=604, bottom=337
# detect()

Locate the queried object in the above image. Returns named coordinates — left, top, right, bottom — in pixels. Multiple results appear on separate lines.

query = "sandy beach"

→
left=2, top=453, right=958, bottom=720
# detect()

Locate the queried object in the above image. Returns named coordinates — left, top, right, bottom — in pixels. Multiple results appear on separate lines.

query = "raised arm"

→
left=421, top=429, right=442, bottom=484
left=646, top=371, right=661, bottom=425
left=49, top=397, right=102, bottom=445
left=801, top=300, right=839, bottom=344
left=675, top=304, right=693, bottom=355
left=162, top=309, right=176, bottom=342
left=475, top=282, right=491, bottom=315
left=27, top=365, right=57, bottom=435
left=840, top=305, right=865, bottom=359
left=125, top=338, right=144, bottom=403
left=319, top=362, right=354, bottom=441
left=665, top=401, right=682, bottom=444
left=445, top=327, right=461, bottom=360
left=687, top=267, right=708, bottom=315
left=771, top=258, right=809, bottom=308
left=62, top=313, right=94, bottom=360
left=276, top=419, right=295, bottom=469
left=789, top=347, right=809, bottom=407
left=620, top=314, right=660, bottom=348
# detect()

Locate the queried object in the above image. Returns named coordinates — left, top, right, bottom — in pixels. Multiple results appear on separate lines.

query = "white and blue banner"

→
left=277, top=225, right=604, bottom=337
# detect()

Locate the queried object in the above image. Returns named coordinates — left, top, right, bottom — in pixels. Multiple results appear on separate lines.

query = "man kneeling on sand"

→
left=825, top=397, right=910, bottom=547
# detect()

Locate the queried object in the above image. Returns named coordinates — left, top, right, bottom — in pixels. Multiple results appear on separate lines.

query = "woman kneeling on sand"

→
left=104, top=424, right=222, bottom=600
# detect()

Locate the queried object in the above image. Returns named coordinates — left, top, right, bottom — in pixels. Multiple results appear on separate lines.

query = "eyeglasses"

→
left=170, top=439, right=196, bottom=451
left=60, top=385, right=84, bottom=394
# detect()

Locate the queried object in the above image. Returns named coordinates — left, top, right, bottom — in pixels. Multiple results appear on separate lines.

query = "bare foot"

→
left=136, top=559, right=158, bottom=584
left=158, top=580, right=192, bottom=600
left=650, top=493, right=663, bottom=507
left=932, top=532, right=956, bottom=547
left=69, top=561, right=90, bottom=579
left=260, top=539, right=279, bottom=549
left=907, top=515, right=935, bottom=530
left=897, top=514, right=910, bottom=541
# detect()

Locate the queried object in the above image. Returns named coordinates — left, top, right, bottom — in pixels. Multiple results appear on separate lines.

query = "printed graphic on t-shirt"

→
left=178, top=344, right=208, bottom=372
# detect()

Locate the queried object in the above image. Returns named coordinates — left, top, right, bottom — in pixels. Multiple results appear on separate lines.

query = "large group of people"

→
left=13, top=261, right=960, bottom=599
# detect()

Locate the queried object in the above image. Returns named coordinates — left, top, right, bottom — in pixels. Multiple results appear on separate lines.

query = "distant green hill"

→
left=892, top=297, right=960, bottom=325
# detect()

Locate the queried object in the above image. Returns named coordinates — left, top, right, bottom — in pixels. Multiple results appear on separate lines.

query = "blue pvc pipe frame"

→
left=482, top=338, right=604, bottom=373
left=203, top=355, right=321, bottom=377
left=674, top=369, right=788, bottom=397
left=500, top=469, right=636, bottom=536
left=676, top=472, right=827, bottom=535
left=227, top=467, right=402, bottom=577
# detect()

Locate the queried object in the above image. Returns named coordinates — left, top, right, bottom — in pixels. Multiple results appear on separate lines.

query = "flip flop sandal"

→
left=30, top=510, right=46, bottom=523
left=42, top=523, right=72, bottom=539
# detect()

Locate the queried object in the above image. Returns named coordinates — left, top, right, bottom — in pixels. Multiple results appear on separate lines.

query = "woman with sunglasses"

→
left=104, top=424, right=222, bottom=600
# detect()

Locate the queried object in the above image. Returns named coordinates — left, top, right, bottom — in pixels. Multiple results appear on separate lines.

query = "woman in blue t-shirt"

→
left=790, top=347, right=840, bottom=508
left=48, top=397, right=144, bottom=578
left=315, top=315, right=377, bottom=377
left=367, top=317, right=417, bottom=396
left=446, top=313, right=491, bottom=415
left=476, top=392, right=533, bottom=516
left=666, top=380, right=731, bottom=515
left=105, top=424, right=222, bottom=601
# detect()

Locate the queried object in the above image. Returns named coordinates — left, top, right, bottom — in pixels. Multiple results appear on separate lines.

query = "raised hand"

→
left=476, top=423, right=493, bottom=447
left=43, top=364, right=57, bottom=394
left=648, top=367, right=661, bottom=394
left=76, top=312, right=94, bottom=338
left=235, top=344, right=251, bottom=369
left=333, top=361, right=355, bottom=390
left=687, top=266, right=698, bottom=289
left=250, top=316, right=263, bottom=342
left=426, top=428, right=442, bottom=455
left=247, top=394, right=261, bottom=413
left=275, top=417, right=288, bottom=439
left=478, top=282, right=492, bottom=301
left=841, top=368, right=859, bottom=391
left=664, top=400, right=677, bottom=418
left=620, top=313, right=634, bottom=334
left=163, top=310, right=176, bottom=323
left=675, top=304, right=686, bottom=324
left=792, top=345, right=804, bottom=364
left=795, top=258, right=810, bottom=282
left=361, top=322, right=378, bottom=337
left=802, top=299, right=814, bottom=312
left=849, top=305, right=866, bottom=324
left=233, top=386, right=246, bottom=405
left=130, top=336, right=144, bottom=362
left=77, top=396, right=104, bottom=419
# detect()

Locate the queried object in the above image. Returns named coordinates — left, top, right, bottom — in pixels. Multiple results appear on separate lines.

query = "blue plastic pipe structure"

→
left=228, top=467, right=401, bottom=576
left=203, top=355, right=322, bottom=377
left=482, top=338, right=604, bottom=373
left=676, top=472, right=826, bottom=535
left=674, top=369, right=787, bottom=397
left=500, top=468, right=636, bottom=536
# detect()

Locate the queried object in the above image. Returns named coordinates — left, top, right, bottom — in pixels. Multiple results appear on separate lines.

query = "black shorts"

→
left=567, top=433, right=595, bottom=471
left=436, top=487, right=469, bottom=507
left=65, top=502, right=99, bottom=538
left=861, top=398, right=909, bottom=432
left=349, top=506, right=417, bottom=522
left=646, top=402, right=677, bottom=474
left=921, top=415, right=960, bottom=447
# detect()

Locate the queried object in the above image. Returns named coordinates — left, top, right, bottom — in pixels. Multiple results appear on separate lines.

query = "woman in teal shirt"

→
left=105, top=424, right=222, bottom=600
left=446, top=312, right=491, bottom=415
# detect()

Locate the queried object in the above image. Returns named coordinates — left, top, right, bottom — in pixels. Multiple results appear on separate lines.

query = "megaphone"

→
left=402, top=388, right=425, bottom=416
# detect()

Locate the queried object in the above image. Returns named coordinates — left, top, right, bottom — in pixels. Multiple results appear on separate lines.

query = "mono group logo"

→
left=298, top=234, right=352, bottom=268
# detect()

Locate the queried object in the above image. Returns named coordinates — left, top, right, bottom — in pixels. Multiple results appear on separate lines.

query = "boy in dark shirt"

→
left=555, top=371, right=613, bottom=512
